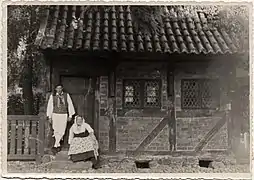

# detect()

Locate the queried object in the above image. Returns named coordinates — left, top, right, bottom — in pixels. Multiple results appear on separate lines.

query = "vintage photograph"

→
left=6, top=4, right=250, bottom=174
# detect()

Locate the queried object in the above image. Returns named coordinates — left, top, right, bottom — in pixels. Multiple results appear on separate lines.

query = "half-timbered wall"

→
left=98, top=60, right=231, bottom=153
left=116, top=62, right=169, bottom=152
left=175, top=61, right=229, bottom=151
left=99, top=62, right=171, bottom=152
left=47, top=55, right=231, bottom=153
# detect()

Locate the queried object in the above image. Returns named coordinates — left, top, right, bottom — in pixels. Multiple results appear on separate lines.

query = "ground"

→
left=7, top=151, right=250, bottom=173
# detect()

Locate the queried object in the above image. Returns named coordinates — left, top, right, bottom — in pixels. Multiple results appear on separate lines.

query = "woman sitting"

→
left=68, top=115, right=100, bottom=169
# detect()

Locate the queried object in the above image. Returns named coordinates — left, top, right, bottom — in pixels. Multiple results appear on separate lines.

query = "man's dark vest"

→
left=52, top=92, right=68, bottom=114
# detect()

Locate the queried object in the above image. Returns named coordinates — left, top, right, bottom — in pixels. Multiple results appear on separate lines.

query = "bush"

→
left=7, top=93, right=44, bottom=115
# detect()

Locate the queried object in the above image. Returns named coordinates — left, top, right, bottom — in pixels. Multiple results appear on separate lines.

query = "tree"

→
left=7, top=5, right=45, bottom=114
left=181, top=5, right=249, bottom=70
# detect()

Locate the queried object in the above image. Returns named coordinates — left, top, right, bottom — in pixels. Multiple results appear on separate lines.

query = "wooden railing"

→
left=7, top=115, right=44, bottom=161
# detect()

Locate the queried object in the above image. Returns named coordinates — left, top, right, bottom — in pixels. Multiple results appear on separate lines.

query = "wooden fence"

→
left=7, top=115, right=44, bottom=161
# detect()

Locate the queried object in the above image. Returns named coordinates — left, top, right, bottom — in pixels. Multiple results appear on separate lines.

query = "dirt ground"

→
left=7, top=155, right=250, bottom=173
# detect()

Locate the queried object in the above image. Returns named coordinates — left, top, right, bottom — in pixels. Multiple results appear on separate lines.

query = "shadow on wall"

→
left=234, top=132, right=250, bottom=160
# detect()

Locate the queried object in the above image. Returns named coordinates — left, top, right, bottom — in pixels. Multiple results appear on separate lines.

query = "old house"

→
left=34, top=5, right=247, bottom=156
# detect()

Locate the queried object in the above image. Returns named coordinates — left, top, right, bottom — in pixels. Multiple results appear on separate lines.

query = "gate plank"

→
left=30, top=120, right=37, bottom=155
left=10, top=120, right=16, bottom=155
left=38, top=114, right=45, bottom=157
left=16, top=120, right=23, bottom=155
left=24, top=120, right=30, bottom=155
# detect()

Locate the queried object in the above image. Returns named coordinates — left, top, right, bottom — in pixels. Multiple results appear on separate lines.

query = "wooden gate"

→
left=7, top=115, right=44, bottom=161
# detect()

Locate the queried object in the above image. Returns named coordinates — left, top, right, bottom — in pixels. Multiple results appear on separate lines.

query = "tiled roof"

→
left=35, top=5, right=240, bottom=54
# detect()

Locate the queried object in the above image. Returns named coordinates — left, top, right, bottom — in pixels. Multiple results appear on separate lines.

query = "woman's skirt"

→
left=70, top=150, right=95, bottom=162
left=68, top=136, right=96, bottom=162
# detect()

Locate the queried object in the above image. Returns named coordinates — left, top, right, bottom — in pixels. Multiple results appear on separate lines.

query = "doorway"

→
left=60, top=76, right=96, bottom=148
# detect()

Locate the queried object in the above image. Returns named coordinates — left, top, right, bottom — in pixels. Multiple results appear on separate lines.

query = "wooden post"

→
left=37, top=111, right=45, bottom=163
left=94, top=77, right=100, bottom=141
left=228, top=57, right=239, bottom=153
left=44, top=92, right=54, bottom=154
left=108, top=70, right=116, bottom=153
left=167, top=63, right=176, bottom=151
left=51, top=65, right=60, bottom=92
left=45, top=58, right=52, bottom=92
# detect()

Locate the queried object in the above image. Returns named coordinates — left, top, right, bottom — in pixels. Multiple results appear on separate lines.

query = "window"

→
left=123, top=79, right=161, bottom=108
left=181, top=79, right=220, bottom=109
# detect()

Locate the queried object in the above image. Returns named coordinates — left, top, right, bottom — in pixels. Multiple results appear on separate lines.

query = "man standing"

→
left=46, top=84, right=75, bottom=154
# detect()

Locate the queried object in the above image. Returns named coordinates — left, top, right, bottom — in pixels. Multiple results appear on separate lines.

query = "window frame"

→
left=181, top=78, right=220, bottom=110
left=122, top=79, right=162, bottom=109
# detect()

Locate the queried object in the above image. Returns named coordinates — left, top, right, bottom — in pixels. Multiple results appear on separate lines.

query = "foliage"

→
left=7, top=92, right=43, bottom=115
left=82, top=6, right=165, bottom=36
left=193, top=5, right=248, bottom=51
left=214, top=5, right=249, bottom=70
left=131, top=6, right=164, bottom=35
left=8, top=5, right=47, bottom=114
left=170, top=5, right=249, bottom=70
left=8, top=5, right=47, bottom=88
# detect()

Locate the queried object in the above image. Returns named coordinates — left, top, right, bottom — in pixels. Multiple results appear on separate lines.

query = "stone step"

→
left=48, top=150, right=95, bottom=170
left=48, top=160, right=93, bottom=170
left=54, top=150, right=69, bottom=161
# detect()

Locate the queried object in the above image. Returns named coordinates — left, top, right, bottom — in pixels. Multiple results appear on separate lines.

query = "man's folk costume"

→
left=46, top=91, right=75, bottom=149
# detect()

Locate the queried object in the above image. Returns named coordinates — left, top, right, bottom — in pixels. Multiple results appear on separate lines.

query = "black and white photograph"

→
left=2, top=1, right=252, bottom=177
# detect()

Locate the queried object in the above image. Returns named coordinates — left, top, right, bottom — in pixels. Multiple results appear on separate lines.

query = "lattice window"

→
left=123, top=80, right=141, bottom=108
left=181, top=79, right=220, bottom=109
left=145, top=81, right=160, bottom=107
left=123, top=79, right=161, bottom=108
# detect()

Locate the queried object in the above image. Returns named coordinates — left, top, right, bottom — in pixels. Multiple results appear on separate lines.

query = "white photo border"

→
left=0, top=0, right=253, bottom=179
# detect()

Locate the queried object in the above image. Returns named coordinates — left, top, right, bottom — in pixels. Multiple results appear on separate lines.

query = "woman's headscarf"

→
left=72, top=115, right=93, bottom=134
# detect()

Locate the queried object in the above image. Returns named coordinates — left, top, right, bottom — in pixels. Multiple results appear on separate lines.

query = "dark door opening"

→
left=60, top=76, right=96, bottom=149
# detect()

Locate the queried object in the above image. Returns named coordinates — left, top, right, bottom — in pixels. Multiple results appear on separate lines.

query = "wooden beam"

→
left=93, top=77, right=100, bottom=140
left=229, top=58, right=240, bottom=153
left=45, top=59, right=52, bottom=92
left=167, top=63, right=176, bottom=151
left=108, top=97, right=116, bottom=153
left=194, top=113, right=227, bottom=152
left=37, top=111, right=45, bottom=163
left=135, top=117, right=168, bottom=152
left=108, top=54, right=117, bottom=153
left=44, top=92, right=54, bottom=154
left=51, top=62, right=60, bottom=92
left=109, top=71, right=116, bottom=97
